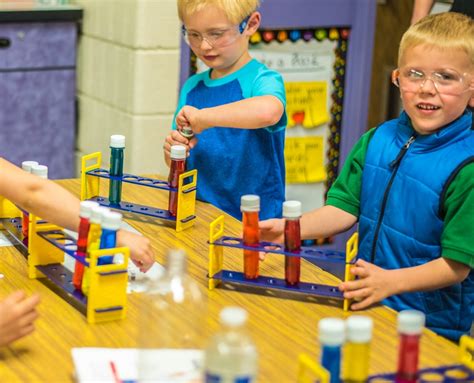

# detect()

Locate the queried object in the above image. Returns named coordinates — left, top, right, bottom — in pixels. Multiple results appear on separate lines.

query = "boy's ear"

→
left=245, top=11, right=261, bottom=36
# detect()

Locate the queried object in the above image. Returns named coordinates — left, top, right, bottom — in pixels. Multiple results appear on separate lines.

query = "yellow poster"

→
left=285, top=136, right=326, bottom=184
left=285, top=81, right=329, bottom=128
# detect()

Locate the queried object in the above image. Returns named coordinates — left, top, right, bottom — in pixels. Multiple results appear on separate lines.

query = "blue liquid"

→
left=97, top=228, right=117, bottom=265
left=321, top=345, right=341, bottom=383
left=109, top=147, right=124, bottom=204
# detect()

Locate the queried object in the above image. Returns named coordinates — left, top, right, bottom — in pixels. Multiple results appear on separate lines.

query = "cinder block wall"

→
left=73, top=0, right=180, bottom=176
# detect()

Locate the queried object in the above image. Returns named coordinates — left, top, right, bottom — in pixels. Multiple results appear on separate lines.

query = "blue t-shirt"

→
left=172, top=59, right=287, bottom=220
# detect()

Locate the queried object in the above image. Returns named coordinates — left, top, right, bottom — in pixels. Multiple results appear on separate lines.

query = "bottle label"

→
left=205, top=372, right=253, bottom=383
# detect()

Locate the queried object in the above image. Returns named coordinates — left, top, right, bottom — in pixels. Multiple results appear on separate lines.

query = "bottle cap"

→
left=397, top=310, right=425, bottom=335
left=283, top=200, right=302, bottom=218
left=31, top=164, right=48, bottom=179
left=90, top=206, right=109, bottom=224
left=180, top=126, right=194, bottom=139
left=346, top=315, right=373, bottom=343
left=101, top=211, right=122, bottom=231
left=318, top=318, right=345, bottom=346
left=170, top=145, right=186, bottom=160
left=79, top=201, right=100, bottom=219
left=241, top=195, right=260, bottom=212
left=110, top=135, right=126, bottom=148
left=220, top=306, right=248, bottom=327
left=22, top=161, right=39, bottom=173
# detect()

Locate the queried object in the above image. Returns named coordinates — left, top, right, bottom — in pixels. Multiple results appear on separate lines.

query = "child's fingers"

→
left=19, top=323, right=36, bottom=338
left=339, top=278, right=367, bottom=292
left=18, top=310, right=39, bottom=328
left=351, top=264, right=370, bottom=278
left=170, top=130, right=189, bottom=145
left=4, top=290, right=26, bottom=306
left=188, top=136, right=198, bottom=149
left=351, top=294, right=374, bottom=310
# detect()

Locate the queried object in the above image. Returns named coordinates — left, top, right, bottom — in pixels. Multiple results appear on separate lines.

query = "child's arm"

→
left=176, top=95, right=284, bottom=134
left=259, top=205, right=358, bottom=244
left=0, top=159, right=154, bottom=271
left=411, top=0, right=434, bottom=24
left=339, top=257, right=470, bottom=310
left=0, top=291, right=40, bottom=346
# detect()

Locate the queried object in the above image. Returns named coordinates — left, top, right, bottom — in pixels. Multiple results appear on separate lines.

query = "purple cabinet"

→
left=0, top=21, right=78, bottom=179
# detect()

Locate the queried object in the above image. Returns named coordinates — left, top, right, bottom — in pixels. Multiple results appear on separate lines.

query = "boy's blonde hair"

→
left=399, top=12, right=474, bottom=67
left=177, top=0, right=260, bottom=24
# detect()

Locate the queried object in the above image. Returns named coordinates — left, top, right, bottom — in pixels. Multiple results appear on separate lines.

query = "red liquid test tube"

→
left=168, top=145, right=186, bottom=217
left=241, top=195, right=260, bottom=279
left=396, top=310, right=425, bottom=383
left=283, top=201, right=302, bottom=286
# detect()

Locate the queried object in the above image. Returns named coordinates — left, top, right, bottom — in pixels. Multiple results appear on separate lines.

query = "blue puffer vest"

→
left=359, top=110, right=474, bottom=341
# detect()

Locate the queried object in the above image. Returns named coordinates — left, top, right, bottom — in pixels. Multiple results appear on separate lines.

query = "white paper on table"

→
left=0, top=230, right=13, bottom=247
left=71, top=348, right=202, bottom=383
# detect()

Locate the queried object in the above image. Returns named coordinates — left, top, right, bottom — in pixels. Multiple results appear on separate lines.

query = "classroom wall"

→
left=72, top=0, right=180, bottom=176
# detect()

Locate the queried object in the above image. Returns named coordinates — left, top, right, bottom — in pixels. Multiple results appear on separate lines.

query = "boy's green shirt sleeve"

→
left=325, top=127, right=473, bottom=268
left=325, top=128, right=376, bottom=217
left=441, top=162, right=474, bottom=268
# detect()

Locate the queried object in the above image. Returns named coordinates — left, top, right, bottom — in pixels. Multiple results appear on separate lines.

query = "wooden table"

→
left=0, top=177, right=461, bottom=382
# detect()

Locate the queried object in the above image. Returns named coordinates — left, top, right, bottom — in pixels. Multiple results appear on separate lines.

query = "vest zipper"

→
left=370, top=134, right=417, bottom=263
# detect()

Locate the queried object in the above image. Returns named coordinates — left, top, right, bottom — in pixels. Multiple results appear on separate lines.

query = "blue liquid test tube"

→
left=318, top=318, right=345, bottom=383
left=98, top=211, right=122, bottom=265
left=109, top=135, right=125, bottom=205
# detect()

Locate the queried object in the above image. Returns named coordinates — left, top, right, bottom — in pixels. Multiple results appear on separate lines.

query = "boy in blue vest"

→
left=260, top=12, right=473, bottom=341
left=163, top=0, right=287, bottom=220
left=0, top=158, right=155, bottom=345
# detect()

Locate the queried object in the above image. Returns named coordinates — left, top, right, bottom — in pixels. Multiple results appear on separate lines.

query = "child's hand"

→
left=176, top=105, right=209, bottom=134
left=117, top=230, right=154, bottom=272
left=338, top=259, right=397, bottom=310
left=0, top=291, right=40, bottom=346
left=258, top=218, right=285, bottom=260
left=163, top=131, right=197, bottom=163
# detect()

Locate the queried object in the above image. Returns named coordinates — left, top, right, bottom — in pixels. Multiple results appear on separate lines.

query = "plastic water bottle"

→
left=138, top=249, right=206, bottom=381
left=204, top=307, right=258, bottom=383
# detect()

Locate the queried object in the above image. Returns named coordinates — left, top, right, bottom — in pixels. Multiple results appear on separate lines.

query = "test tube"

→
left=168, top=145, right=186, bottom=217
left=241, top=195, right=260, bottom=279
left=283, top=201, right=302, bottom=286
left=98, top=211, right=122, bottom=265
left=72, top=201, right=98, bottom=290
left=343, top=315, right=373, bottom=383
left=319, top=317, right=345, bottom=383
left=396, top=310, right=425, bottom=383
left=109, top=135, right=125, bottom=205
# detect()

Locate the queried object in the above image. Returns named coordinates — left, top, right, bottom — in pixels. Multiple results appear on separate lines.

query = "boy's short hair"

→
left=177, top=0, right=260, bottom=24
left=399, top=12, right=474, bottom=67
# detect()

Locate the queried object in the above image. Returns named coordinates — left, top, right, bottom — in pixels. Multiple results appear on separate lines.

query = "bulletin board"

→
left=180, top=0, right=377, bottom=251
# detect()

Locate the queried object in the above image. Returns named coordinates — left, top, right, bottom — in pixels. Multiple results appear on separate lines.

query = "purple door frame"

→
left=179, top=0, right=377, bottom=251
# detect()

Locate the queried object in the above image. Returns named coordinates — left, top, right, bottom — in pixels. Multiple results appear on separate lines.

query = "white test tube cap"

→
left=22, top=161, right=39, bottom=173
left=110, top=135, right=126, bottom=148
left=170, top=145, right=186, bottom=160
left=318, top=318, right=345, bottom=346
left=31, top=164, right=48, bottom=179
left=346, top=315, right=373, bottom=343
left=101, top=211, right=122, bottom=231
left=180, top=126, right=194, bottom=138
left=283, top=200, right=302, bottom=218
left=241, top=195, right=260, bottom=212
left=220, top=306, right=248, bottom=327
left=398, top=310, right=425, bottom=335
left=79, top=201, right=100, bottom=219
left=90, top=206, right=109, bottom=224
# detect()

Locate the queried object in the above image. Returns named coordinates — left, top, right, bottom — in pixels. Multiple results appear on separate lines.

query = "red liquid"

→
left=396, top=334, right=420, bottom=383
left=284, top=218, right=301, bottom=285
left=21, top=212, right=29, bottom=238
left=168, top=158, right=186, bottom=217
left=72, top=217, right=90, bottom=291
left=243, top=211, right=259, bottom=279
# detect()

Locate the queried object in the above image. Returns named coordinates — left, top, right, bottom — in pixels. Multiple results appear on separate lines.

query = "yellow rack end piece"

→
left=0, top=196, right=21, bottom=219
left=297, top=353, right=330, bottom=383
left=176, top=169, right=197, bottom=232
left=87, top=247, right=129, bottom=324
left=460, top=335, right=474, bottom=370
left=28, top=214, right=64, bottom=279
left=80, top=152, right=102, bottom=201
left=208, top=215, right=225, bottom=290
left=343, top=232, right=359, bottom=311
